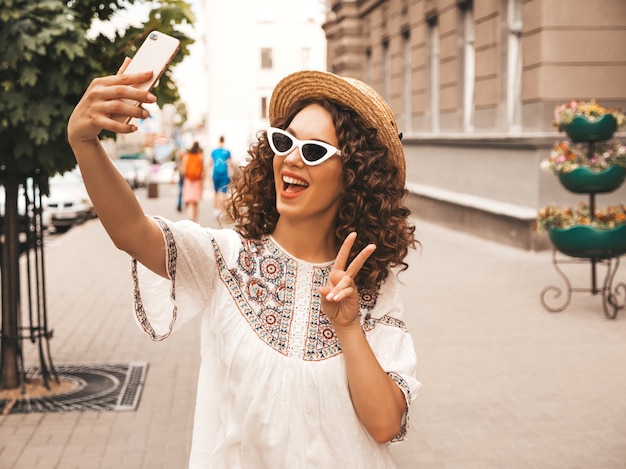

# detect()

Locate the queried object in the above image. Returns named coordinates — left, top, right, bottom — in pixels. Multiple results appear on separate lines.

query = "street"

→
left=1, top=182, right=625, bottom=468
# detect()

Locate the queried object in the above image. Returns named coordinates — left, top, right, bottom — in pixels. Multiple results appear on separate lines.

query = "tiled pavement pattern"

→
left=1, top=183, right=625, bottom=468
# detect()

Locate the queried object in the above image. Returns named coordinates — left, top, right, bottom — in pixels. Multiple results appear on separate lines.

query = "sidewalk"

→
left=1, top=182, right=625, bottom=468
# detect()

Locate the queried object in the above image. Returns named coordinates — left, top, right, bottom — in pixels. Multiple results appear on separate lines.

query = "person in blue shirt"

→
left=210, top=135, right=232, bottom=219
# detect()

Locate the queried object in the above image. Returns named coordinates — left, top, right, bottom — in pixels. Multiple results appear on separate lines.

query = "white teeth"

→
left=283, top=175, right=308, bottom=187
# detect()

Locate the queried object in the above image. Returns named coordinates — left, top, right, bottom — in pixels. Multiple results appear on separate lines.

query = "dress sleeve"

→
left=132, top=216, right=240, bottom=341
left=362, top=275, right=421, bottom=442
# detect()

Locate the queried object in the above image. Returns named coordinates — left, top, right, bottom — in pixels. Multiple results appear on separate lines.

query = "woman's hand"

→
left=319, top=232, right=376, bottom=329
left=65, top=59, right=168, bottom=278
left=321, top=233, right=406, bottom=443
left=67, top=58, right=156, bottom=144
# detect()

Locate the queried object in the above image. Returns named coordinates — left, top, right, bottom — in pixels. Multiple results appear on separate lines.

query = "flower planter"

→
left=563, top=114, right=617, bottom=142
left=557, top=166, right=626, bottom=194
left=549, top=225, right=626, bottom=259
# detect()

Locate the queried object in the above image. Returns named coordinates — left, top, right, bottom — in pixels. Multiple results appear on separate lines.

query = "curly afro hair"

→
left=225, top=97, right=418, bottom=291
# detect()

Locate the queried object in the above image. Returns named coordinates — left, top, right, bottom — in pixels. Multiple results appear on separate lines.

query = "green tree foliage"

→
left=0, top=0, right=194, bottom=176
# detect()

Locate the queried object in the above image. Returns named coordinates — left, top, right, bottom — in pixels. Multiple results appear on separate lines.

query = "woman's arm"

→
left=67, top=66, right=167, bottom=277
left=320, top=233, right=407, bottom=443
left=332, top=323, right=407, bottom=443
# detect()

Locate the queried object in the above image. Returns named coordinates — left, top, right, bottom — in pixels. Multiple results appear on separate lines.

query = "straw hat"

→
left=269, top=70, right=406, bottom=187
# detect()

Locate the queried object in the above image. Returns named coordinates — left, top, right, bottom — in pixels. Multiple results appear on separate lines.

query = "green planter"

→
left=549, top=225, right=626, bottom=259
left=557, top=166, right=626, bottom=194
left=563, top=114, right=617, bottom=142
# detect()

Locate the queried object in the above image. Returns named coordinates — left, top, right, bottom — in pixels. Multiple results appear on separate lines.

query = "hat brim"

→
left=269, top=70, right=405, bottom=187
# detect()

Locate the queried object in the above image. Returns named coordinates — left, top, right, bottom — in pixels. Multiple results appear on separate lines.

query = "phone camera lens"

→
left=149, top=32, right=157, bottom=41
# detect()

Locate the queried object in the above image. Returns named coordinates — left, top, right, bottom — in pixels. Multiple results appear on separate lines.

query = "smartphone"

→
left=115, top=31, right=181, bottom=123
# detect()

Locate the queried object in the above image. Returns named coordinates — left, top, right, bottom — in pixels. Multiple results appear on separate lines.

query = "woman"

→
left=68, top=65, right=420, bottom=468
left=181, top=141, right=204, bottom=222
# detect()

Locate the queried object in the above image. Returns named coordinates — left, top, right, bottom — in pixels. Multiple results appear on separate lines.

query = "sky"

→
left=90, top=0, right=208, bottom=126
left=171, top=0, right=208, bottom=126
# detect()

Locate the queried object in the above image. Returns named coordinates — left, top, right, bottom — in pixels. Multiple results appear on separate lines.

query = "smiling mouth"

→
left=282, top=175, right=308, bottom=193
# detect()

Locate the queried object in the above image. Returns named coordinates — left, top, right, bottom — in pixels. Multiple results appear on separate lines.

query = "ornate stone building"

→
left=323, top=0, right=626, bottom=249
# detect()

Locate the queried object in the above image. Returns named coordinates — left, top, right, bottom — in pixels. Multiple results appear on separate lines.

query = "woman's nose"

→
left=282, top=146, right=304, bottom=166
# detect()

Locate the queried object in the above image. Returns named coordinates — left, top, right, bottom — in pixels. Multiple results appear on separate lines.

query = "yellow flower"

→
left=553, top=99, right=626, bottom=130
left=535, top=203, right=626, bottom=231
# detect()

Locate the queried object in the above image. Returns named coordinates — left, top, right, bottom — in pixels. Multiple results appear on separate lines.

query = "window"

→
left=298, top=0, right=323, bottom=23
left=301, top=47, right=311, bottom=69
left=462, top=5, right=475, bottom=132
left=428, top=19, right=440, bottom=133
left=258, top=0, right=276, bottom=23
left=261, top=96, right=268, bottom=119
left=365, top=48, right=373, bottom=85
left=507, top=0, right=522, bottom=132
left=402, top=30, right=412, bottom=133
left=261, top=48, right=273, bottom=70
left=382, top=39, right=390, bottom=102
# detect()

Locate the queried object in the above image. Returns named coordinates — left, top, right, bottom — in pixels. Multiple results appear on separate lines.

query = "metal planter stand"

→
left=541, top=247, right=626, bottom=320
left=540, top=118, right=626, bottom=319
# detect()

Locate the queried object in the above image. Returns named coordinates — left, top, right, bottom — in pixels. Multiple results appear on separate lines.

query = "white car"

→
left=133, top=158, right=152, bottom=187
left=151, top=161, right=180, bottom=184
left=44, top=169, right=95, bottom=233
left=113, top=157, right=152, bottom=189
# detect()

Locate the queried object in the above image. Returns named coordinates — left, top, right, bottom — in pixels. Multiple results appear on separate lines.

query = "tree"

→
left=0, top=0, right=195, bottom=389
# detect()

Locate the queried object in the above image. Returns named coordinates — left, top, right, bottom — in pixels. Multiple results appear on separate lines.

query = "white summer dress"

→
left=132, top=217, right=421, bottom=468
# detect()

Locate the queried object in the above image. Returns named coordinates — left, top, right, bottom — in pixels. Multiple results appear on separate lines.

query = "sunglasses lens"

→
left=271, top=132, right=294, bottom=153
left=301, top=143, right=329, bottom=163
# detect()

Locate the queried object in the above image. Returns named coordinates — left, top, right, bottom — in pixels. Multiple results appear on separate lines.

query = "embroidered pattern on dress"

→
left=132, top=216, right=178, bottom=342
left=388, top=371, right=411, bottom=442
left=211, top=235, right=380, bottom=361
left=362, top=314, right=407, bottom=333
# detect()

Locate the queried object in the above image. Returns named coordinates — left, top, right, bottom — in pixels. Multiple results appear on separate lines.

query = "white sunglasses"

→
left=266, top=127, right=342, bottom=166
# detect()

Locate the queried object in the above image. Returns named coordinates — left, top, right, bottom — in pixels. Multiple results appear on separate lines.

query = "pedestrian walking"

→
left=209, top=135, right=232, bottom=220
left=175, top=148, right=185, bottom=212
left=181, top=141, right=204, bottom=222
left=67, top=63, right=421, bottom=468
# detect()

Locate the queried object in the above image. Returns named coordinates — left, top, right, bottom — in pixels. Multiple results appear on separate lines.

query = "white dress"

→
left=132, top=217, right=421, bottom=468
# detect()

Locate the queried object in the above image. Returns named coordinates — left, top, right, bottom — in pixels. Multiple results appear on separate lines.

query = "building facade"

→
left=323, top=0, right=626, bottom=249
left=202, top=0, right=328, bottom=166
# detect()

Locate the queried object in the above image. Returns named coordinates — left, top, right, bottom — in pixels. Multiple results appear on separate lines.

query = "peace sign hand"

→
left=319, top=232, right=376, bottom=329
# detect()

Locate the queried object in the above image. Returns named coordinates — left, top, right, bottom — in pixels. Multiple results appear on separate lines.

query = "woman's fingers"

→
left=324, top=233, right=376, bottom=302
left=345, top=243, right=376, bottom=278
left=94, top=72, right=155, bottom=101
left=91, top=74, right=156, bottom=113
left=324, top=275, right=356, bottom=302
left=117, top=57, right=132, bottom=75
left=85, top=112, right=136, bottom=135
left=321, top=234, right=371, bottom=323
left=335, top=232, right=377, bottom=277
left=334, top=232, right=357, bottom=271
left=104, top=96, right=151, bottom=118
left=68, top=71, right=157, bottom=142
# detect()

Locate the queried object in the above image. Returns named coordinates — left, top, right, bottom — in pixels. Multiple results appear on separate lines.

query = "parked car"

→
left=113, top=158, right=140, bottom=189
left=132, top=158, right=152, bottom=187
left=113, top=155, right=152, bottom=189
left=44, top=169, right=95, bottom=233
left=151, top=161, right=180, bottom=184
